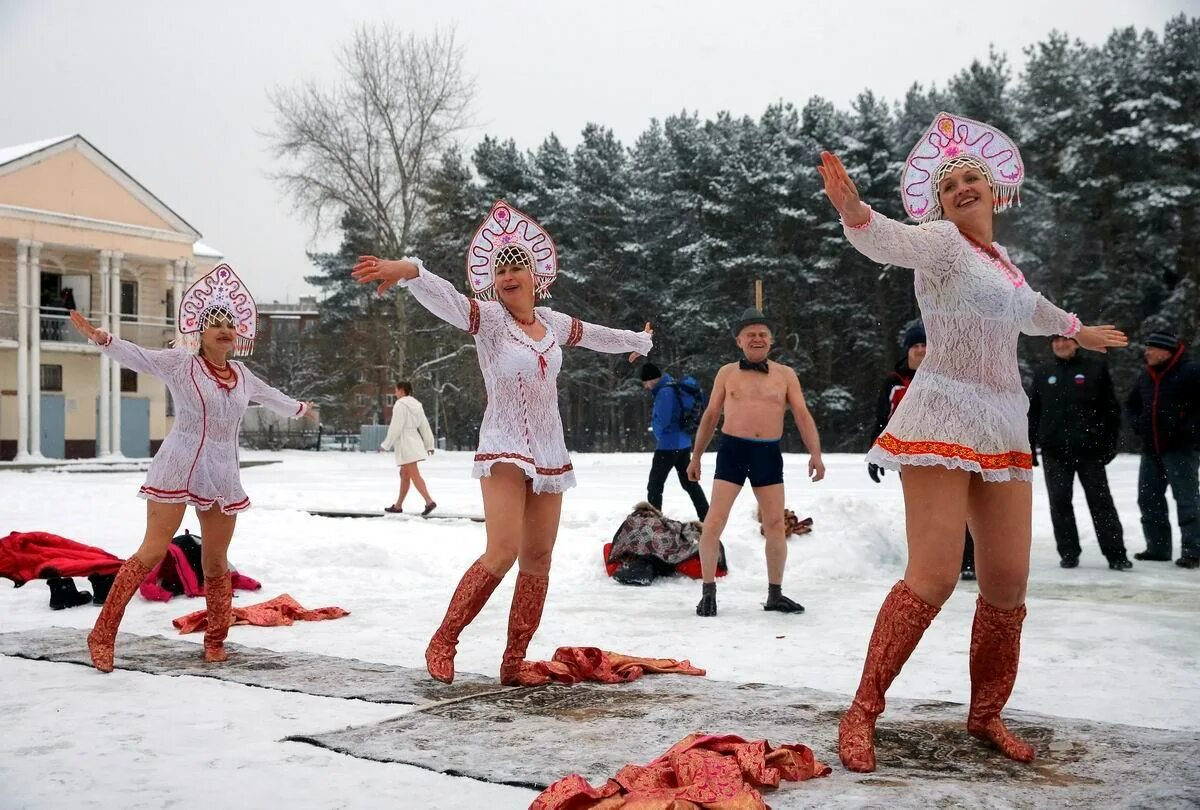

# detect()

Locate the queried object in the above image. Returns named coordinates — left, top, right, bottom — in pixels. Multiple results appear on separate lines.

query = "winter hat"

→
left=1145, top=331, right=1180, bottom=352
left=639, top=363, right=663, bottom=382
left=902, top=322, right=927, bottom=351
left=732, top=307, right=771, bottom=337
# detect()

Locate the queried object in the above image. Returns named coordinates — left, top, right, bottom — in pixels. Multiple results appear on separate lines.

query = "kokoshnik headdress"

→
left=901, top=112, right=1024, bottom=223
left=466, top=200, right=559, bottom=301
left=178, top=263, right=257, bottom=356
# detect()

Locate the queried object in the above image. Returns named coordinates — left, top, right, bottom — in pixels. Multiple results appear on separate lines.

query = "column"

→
left=97, top=250, right=111, bottom=457
left=28, top=242, right=43, bottom=458
left=172, top=258, right=186, bottom=345
left=109, top=251, right=123, bottom=457
left=14, top=240, right=29, bottom=460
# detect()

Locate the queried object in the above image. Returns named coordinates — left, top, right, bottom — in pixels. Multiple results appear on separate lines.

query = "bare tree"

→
left=268, top=24, right=475, bottom=371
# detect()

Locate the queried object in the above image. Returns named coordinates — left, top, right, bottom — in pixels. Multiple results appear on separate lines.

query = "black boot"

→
left=1059, top=556, right=1079, bottom=569
left=1134, top=550, right=1171, bottom=562
left=960, top=563, right=977, bottom=581
left=764, top=584, right=805, bottom=613
left=88, top=573, right=116, bottom=605
left=1107, top=555, right=1133, bottom=571
left=47, top=577, right=93, bottom=610
left=1176, top=556, right=1199, bottom=570
left=696, top=581, right=717, bottom=617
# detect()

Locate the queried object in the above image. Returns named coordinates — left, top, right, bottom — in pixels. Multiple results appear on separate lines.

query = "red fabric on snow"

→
left=532, top=732, right=831, bottom=809
left=172, top=593, right=349, bottom=634
left=139, top=544, right=261, bottom=602
left=509, top=647, right=705, bottom=687
left=0, top=531, right=123, bottom=586
left=601, top=542, right=722, bottom=581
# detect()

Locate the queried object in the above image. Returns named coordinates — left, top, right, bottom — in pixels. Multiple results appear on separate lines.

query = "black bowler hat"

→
left=732, top=307, right=771, bottom=337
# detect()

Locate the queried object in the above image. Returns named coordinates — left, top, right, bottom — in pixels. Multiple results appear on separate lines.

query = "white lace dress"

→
left=399, top=260, right=653, bottom=493
left=846, top=209, right=1080, bottom=482
left=96, top=336, right=308, bottom=513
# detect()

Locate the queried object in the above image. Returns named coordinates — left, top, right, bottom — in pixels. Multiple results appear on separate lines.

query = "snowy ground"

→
left=2, top=450, right=1198, bottom=809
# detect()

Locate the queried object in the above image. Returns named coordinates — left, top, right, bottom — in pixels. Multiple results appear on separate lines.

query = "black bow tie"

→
left=739, top=359, right=769, bottom=374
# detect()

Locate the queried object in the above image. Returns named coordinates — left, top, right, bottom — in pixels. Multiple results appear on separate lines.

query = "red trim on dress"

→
left=474, top=452, right=574, bottom=477
left=139, top=485, right=250, bottom=513
left=467, top=298, right=481, bottom=335
left=566, top=317, right=584, bottom=347
left=874, top=432, right=1032, bottom=471
left=185, top=360, right=208, bottom=492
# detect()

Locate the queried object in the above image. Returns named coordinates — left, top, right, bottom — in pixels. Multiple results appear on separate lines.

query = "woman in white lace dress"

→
left=353, top=201, right=652, bottom=686
left=68, top=264, right=312, bottom=673
left=818, top=113, right=1126, bottom=772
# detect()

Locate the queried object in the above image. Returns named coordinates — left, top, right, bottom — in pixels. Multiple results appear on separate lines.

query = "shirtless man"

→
left=688, top=307, right=825, bottom=617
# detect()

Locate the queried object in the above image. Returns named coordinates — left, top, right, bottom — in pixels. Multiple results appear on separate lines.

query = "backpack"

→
left=669, top=378, right=705, bottom=436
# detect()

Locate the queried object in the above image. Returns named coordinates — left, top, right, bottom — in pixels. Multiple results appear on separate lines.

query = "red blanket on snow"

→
left=510, top=647, right=705, bottom=686
left=0, top=531, right=124, bottom=586
left=173, top=594, right=349, bottom=634
left=532, top=732, right=831, bottom=809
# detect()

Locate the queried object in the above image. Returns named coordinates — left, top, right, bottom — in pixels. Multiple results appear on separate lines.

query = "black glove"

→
left=867, top=463, right=884, bottom=483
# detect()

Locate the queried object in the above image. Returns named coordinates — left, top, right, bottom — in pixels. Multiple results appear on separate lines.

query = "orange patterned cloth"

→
left=532, top=732, right=831, bottom=809
left=173, top=593, right=349, bottom=634
left=510, top=647, right=705, bottom=687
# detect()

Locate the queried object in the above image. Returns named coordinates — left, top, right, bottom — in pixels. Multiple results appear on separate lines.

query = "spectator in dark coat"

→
left=1124, top=330, right=1200, bottom=569
left=1029, top=335, right=1129, bottom=569
left=869, top=322, right=975, bottom=580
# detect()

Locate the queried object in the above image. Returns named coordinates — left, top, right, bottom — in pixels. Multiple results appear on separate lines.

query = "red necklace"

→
left=200, top=354, right=238, bottom=391
left=507, top=308, right=537, bottom=326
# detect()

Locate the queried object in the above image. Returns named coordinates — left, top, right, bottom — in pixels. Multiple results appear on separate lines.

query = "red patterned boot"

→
left=839, top=580, right=941, bottom=772
left=203, top=572, right=233, bottom=663
left=499, top=571, right=550, bottom=686
left=87, top=557, right=152, bottom=673
left=425, top=559, right=502, bottom=684
left=967, top=597, right=1036, bottom=763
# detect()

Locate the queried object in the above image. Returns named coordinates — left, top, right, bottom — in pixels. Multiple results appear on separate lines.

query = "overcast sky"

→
left=1, top=0, right=1194, bottom=302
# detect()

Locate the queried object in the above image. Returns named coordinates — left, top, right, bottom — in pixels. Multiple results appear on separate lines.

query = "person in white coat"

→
left=380, top=380, right=436, bottom=515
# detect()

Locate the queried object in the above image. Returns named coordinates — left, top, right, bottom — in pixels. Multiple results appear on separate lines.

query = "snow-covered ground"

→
left=2, top=450, right=1198, bottom=809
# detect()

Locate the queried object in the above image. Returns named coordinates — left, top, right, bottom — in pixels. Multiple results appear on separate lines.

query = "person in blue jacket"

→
left=641, top=363, right=709, bottom=520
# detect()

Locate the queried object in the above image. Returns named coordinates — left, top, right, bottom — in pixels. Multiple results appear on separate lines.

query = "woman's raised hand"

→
left=68, top=310, right=107, bottom=344
left=817, top=151, right=871, bottom=227
left=629, top=321, right=653, bottom=363
left=1075, top=324, right=1128, bottom=354
left=350, top=256, right=421, bottom=295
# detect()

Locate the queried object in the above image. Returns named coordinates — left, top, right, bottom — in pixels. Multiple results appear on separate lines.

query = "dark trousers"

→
left=962, top=529, right=974, bottom=572
left=1043, top=453, right=1126, bottom=560
left=1138, top=450, right=1200, bottom=559
left=647, top=449, right=709, bottom=521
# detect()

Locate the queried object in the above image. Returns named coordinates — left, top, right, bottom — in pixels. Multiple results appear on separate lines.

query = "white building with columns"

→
left=0, top=135, right=222, bottom=460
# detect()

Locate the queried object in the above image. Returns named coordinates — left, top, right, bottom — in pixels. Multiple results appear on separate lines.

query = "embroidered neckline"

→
left=959, top=230, right=1024, bottom=288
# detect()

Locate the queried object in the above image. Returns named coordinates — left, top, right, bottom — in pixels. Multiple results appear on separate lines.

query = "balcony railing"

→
left=0, top=309, right=175, bottom=347
left=37, top=310, right=176, bottom=348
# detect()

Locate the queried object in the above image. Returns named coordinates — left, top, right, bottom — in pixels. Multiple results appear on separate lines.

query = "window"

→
left=120, top=281, right=138, bottom=323
left=384, top=394, right=396, bottom=406
left=120, top=368, right=138, bottom=393
left=165, top=289, right=175, bottom=325
left=40, top=364, right=63, bottom=392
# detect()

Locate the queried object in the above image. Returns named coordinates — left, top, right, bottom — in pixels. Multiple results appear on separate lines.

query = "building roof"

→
left=0, top=135, right=74, bottom=167
left=0, top=133, right=202, bottom=239
left=193, top=240, right=224, bottom=258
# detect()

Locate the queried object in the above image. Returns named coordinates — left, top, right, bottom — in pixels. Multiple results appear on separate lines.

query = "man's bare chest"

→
left=726, top=376, right=788, bottom=408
